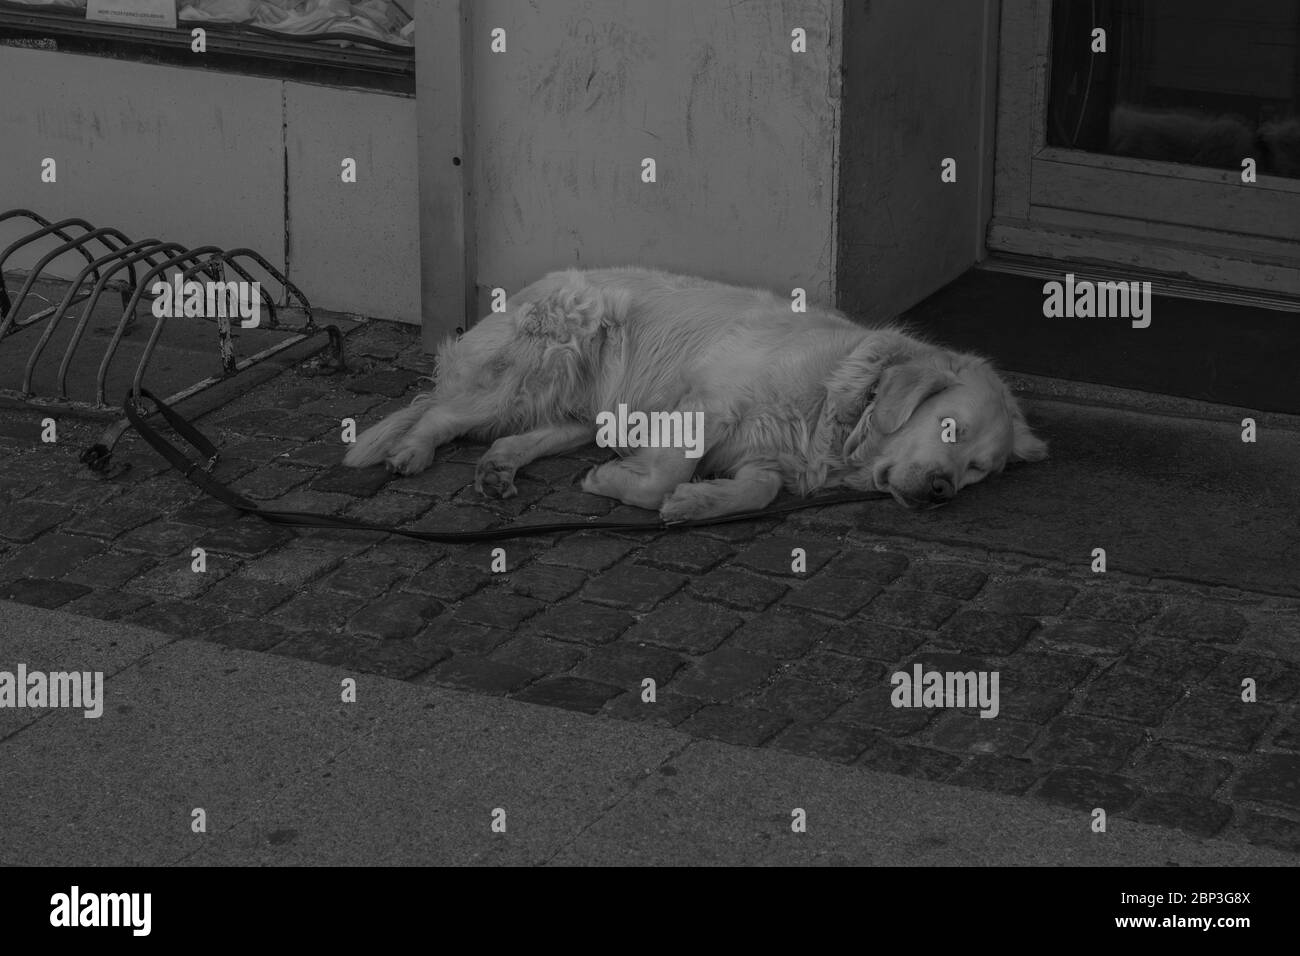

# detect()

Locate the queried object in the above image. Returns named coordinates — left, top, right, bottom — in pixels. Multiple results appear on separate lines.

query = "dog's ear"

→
left=825, top=332, right=919, bottom=428
left=1005, top=393, right=1049, bottom=462
left=1009, top=413, right=1049, bottom=462
left=871, top=363, right=955, bottom=435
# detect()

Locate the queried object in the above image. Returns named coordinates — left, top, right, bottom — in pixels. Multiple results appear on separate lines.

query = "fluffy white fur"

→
left=344, top=267, right=1047, bottom=519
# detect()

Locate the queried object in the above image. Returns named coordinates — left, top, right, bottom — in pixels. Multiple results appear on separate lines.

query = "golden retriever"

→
left=344, top=267, right=1047, bottom=518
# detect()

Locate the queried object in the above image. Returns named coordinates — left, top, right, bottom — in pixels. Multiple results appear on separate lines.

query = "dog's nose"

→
left=928, top=476, right=955, bottom=503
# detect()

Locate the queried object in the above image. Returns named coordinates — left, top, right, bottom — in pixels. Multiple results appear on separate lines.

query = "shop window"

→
left=0, top=0, right=414, bottom=91
left=1047, top=0, right=1299, bottom=178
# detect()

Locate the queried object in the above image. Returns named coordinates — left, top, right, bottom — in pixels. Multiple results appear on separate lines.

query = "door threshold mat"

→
left=852, top=396, right=1300, bottom=599
left=897, top=268, right=1300, bottom=414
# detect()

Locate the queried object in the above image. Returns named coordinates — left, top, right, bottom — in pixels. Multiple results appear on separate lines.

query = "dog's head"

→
left=839, top=351, right=1047, bottom=508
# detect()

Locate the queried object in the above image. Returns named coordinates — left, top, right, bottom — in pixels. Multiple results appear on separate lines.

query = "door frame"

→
left=414, top=0, right=475, bottom=350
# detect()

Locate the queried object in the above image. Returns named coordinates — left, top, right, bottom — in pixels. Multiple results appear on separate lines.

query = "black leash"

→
left=122, top=388, right=892, bottom=543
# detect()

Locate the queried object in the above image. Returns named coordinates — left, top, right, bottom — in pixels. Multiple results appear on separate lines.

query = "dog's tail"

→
left=343, top=397, right=431, bottom=467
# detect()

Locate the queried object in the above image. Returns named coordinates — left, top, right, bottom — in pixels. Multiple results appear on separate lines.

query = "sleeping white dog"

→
left=344, top=267, right=1047, bottom=519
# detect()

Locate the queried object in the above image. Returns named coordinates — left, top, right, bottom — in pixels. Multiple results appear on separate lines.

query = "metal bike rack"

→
left=0, top=209, right=345, bottom=473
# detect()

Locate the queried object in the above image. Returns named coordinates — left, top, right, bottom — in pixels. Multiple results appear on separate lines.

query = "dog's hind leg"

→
left=658, top=464, right=782, bottom=522
left=349, top=273, right=620, bottom=476
left=476, top=422, right=592, bottom=498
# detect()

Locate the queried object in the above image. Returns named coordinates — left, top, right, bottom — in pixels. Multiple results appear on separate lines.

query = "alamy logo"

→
left=0, top=665, right=103, bottom=718
left=595, top=403, right=705, bottom=459
left=50, top=886, right=151, bottom=936
left=150, top=275, right=261, bottom=328
left=1042, top=273, right=1152, bottom=328
left=891, top=665, right=1000, bottom=718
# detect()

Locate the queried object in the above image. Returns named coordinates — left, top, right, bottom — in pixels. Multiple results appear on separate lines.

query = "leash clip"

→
left=79, top=443, right=112, bottom=474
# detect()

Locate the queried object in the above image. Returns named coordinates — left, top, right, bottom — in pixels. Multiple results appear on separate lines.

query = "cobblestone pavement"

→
left=2, top=320, right=1298, bottom=857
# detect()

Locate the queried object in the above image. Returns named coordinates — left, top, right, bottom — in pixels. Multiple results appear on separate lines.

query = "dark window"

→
left=1047, top=0, right=1300, bottom=178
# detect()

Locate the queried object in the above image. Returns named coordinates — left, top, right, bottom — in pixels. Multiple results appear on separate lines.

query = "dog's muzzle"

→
left=876, top=467, right=955, bottom=510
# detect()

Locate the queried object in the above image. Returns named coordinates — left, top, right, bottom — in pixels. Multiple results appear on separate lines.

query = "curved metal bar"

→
left=20, top=238, right=163, bottom=397
left=1, top=226, right=139, bottom=336
left=218, top=248, right=314, bottom=330
left=0, top=213, right=102, bottom=314
left=113, top=246, right=227, bottom=405
left=0, top=209, right=53, bottom=227
left=56, top=241, right=173, bottom=399
left=88, top=242, right=189, bottom=406
left=0, top=213, right=139, bottom=273
left=1, top=219, right=101, bottom=328
left=3, top=211, right=319, bottom=411
left=0, top=215, right=143, bottom=318
left=180, top=254, right=277, bottom=328
left=71, top=240, right=182, bottom=379
left=77, top=225, right=141, bottom=293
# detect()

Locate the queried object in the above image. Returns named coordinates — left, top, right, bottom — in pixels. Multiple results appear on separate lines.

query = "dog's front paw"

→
left=343, top=428, right=391, bottom=468
left=659, top=483, right=714, bottom=524
left=385, top=440, right=435, bottom=476
left=475, top=456, right=517, bottom=499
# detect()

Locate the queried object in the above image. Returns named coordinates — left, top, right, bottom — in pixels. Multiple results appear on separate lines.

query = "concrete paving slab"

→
left=0, top=603, right=690, bottom=867
left=0, top=630, right=436, bottom=866
left=0, top=599, right=173, bottom=739
left=2, top=590, right=1295, bottom=867
left=182, top=686, right=690, bottom=867
left=550, top=739, right=1299, bottom=867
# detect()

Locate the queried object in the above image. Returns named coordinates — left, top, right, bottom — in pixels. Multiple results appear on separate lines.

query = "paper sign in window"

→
left=86, top=0, right=178, bottom=31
